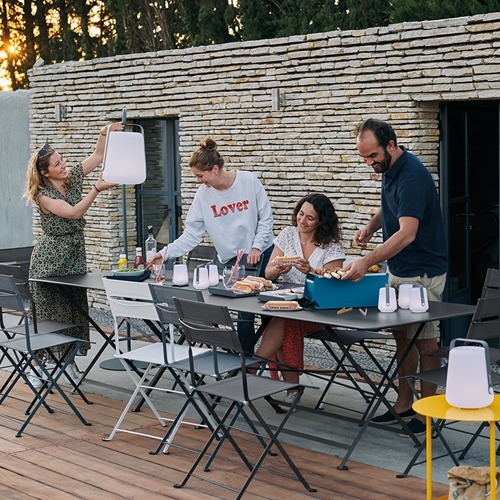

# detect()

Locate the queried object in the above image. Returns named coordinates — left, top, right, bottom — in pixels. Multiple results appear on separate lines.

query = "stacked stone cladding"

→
left=27, top=13, right=500, bottom=312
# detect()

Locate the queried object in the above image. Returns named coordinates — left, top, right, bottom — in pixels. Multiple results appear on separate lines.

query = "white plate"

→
left=112, top=268, right=145, bottom=277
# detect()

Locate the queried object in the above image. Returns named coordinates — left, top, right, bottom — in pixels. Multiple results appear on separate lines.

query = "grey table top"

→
left=31, top=272, right=475, bottom=331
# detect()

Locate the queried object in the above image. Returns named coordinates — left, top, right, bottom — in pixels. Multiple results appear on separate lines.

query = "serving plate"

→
left=109, top=270, right=151, bottom=281
left=112, top=269, right=145, bottom=277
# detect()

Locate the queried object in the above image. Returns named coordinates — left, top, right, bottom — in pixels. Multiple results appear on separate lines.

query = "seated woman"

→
left=255, top=193, right=345, bottom=406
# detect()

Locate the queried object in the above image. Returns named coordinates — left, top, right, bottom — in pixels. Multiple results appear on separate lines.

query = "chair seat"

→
left=169, top=351, right=260, bottom=378
left=116, top=342, right=209, bottom=365
left=0, top=332, right=85, bottom=353
left=5, top=320, right=82, bottom=336
left=196, top=372, right=298, bottom=402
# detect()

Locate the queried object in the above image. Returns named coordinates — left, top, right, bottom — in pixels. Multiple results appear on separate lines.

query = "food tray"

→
left=107, top=270, right=151, bottom=282
left=208, top=285, right=255, bottom=298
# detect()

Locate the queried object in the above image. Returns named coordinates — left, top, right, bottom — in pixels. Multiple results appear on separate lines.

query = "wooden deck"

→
left=0, top=371, right=448, bottom=500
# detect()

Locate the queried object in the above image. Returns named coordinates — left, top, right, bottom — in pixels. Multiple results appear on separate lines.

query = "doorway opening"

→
left=440, top=100, right=499, bottom=343
left=134, top=118, right=182, bottom=262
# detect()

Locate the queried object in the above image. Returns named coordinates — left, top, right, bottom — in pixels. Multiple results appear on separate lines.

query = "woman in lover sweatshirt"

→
left=147, top=136, right=274, bottom=268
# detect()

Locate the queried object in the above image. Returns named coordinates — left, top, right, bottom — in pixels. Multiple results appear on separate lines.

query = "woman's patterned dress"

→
left=29, top=163, right=90, bottom=358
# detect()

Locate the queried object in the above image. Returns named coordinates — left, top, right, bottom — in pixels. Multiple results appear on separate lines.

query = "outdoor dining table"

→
left=30, top=271, right=475, bottom=470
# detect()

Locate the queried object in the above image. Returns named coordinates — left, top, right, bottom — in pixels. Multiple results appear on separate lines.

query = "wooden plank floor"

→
left=0, top=371, right=448, bottom=500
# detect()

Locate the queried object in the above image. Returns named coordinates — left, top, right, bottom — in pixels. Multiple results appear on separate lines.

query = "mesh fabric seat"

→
left=172, top=297, right=317, bottom=499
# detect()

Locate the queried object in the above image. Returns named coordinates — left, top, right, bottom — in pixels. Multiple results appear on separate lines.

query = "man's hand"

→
left=341, top=258, right=370, bottom=283
left=353, top=226, right=374, bottom=248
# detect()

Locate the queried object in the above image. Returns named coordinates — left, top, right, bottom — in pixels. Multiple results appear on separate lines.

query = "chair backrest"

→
left=186, top=245, right=216, bottom=273
left=482, top=268, right=500, bottom=296
left=102, top=278, right=158, bottom=320
left=0, top=273, right=32, bottom=348
left=148, top=284, right=204, bottom=326
left=0, top=262, right=31, bottom=301
left=0, top=274, right=25, bottom=315
left=174, top=298, right=241, bottom=353
left=0, top=246, right=33, bottom=265
left=465, top=295, right=500, bottom=342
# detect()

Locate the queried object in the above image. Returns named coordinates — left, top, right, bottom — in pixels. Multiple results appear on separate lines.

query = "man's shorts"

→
left=389, top=272, right=447, bottom=340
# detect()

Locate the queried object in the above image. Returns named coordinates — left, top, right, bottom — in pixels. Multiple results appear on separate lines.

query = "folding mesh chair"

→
left=185, top=245, right=216, bottom=273
left=172, top=297, right=317, bottom=499
left=0, top=274, right=90, bottom=436
left=149, top=284, right=263, bottom=455
left=102, top=278, right=210, bottom=445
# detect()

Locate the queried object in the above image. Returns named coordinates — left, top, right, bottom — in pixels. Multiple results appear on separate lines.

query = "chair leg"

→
left=5, top=348, right=90, bottom=437
left=103, top=362, right=166, bottom=442
left=174, top=398, right=255, bottom=491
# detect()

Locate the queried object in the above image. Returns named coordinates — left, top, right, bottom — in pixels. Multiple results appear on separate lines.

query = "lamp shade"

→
left=193, top=267, right=209, bottom=290
left=207, top=264, right=219, bottom=286
left=102, top=127, right=146, bottom=184
left=172, top=264, right=189, bottom=286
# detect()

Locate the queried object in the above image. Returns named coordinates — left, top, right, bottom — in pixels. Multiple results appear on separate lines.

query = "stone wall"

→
left=27, top=12, right=500, bottom=309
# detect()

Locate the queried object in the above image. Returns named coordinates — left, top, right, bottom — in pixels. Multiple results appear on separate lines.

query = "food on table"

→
left=263, top=301, right=300, bottom=311
left=272, top=255, right=301, bottom=265
left=319, top=267, right=347, bottom=279
left=231, top=281, right=254, bottom=294
left=337, top=307, right=353, bottom=315
left=368, top=264, right=383, bottom=273
left=116, top=268, right=141, bottom=273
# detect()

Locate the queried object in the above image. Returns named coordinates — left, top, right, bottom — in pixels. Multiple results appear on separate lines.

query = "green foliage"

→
left=391, top=0, right=500, bottom=23
left=2, top=0, right=500, bottom=89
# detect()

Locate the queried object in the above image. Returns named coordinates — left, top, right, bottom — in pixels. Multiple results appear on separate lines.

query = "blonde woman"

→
left=24, top=123, right=121, bottom=387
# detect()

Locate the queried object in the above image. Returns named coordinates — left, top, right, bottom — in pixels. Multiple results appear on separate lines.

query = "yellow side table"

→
left=413, top=394, right=500, bottom=500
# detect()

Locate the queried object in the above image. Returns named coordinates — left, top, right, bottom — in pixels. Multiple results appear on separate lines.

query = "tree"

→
left=391, top=0, right=500, bottom=23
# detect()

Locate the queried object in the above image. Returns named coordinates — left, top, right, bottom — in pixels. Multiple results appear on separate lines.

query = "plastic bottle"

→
left=118, top=254, right=128, bottom=270
left=145, top=225, right=157, bottom=262
left=134, top=247, right=145, bottom=270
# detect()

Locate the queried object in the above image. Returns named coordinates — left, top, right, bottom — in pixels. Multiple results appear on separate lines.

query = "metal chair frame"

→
left=172, top=297, right=317, bottom=499
left=0, top=274, right=90, bottom=436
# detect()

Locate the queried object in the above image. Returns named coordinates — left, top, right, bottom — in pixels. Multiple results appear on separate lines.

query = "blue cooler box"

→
left=304, top=272, right=388, bottom=309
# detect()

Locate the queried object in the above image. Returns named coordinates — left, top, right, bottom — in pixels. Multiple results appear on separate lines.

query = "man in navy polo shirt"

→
left=343, top=118, right=447, bottom=436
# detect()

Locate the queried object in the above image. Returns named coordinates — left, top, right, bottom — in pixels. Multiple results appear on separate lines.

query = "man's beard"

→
left=372, top=148, right=392, bottom=173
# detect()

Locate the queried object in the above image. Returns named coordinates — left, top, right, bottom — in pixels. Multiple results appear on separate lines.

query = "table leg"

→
left=426, top=415, right=432, bottom=500
left=491, top=421, right=496, bottom=500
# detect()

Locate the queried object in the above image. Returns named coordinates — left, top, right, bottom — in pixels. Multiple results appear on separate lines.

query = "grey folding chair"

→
left=0, top=274, right=90, bottom=437
left=172, top=297, right=317, bottom=499
left=148, top=284, right=262, bottom=455
left=185, top=245, right=216, bottom=273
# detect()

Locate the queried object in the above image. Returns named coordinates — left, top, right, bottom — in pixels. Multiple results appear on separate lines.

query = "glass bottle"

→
left=145, top=225, right=157, bottom=262
left=133, top=247, right=145, bottom=270
left=118, top=254, right=128, bottom=270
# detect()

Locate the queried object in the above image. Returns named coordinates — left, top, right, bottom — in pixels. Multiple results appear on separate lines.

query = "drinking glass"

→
left=222, top=265, right=245, bottom=289
left=152, top=264, right=166, bottom=284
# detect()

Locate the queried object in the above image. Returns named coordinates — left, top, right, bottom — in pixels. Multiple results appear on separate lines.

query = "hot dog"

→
left=263, top=301, right=300, bottom=311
